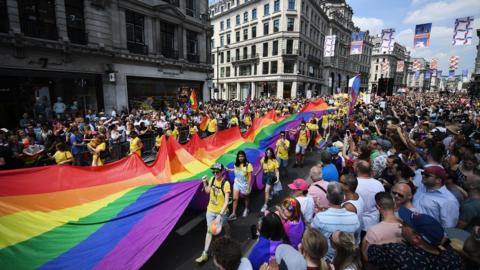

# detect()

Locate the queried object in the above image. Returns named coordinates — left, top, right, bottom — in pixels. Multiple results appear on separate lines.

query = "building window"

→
left=0, top=0, right=9, bottom=32
left=264, top=4, right=269, bottom=16
left=262, top=62, right=269, bottom=74
left=286, top=39, right=293, bottom=54
left=65, top=0, right=87, bottom=44
left=212, top=54, right=215, bottom=64
left=226, top=33, right=231, bottom=44
left=244, top=11, right=248, bottom=22
left=288, top=0, right=295, bottom=10
left=220, top=35, right=224, bottom=46
left=284, top=61, right=294, bottom=73
left=252, top=45, right=256, bottom=56
left=221, top=67, right=225, bottom=77
left=375, top=65, right=378, bottom=71
left=243, top=47, right=248, bottom=59
left=287, top=18, right=294, bottom=31
left=252, top=8, right=257, bottom=20
left=236, top=31, right=240, bottom=42
left=126, top=10, right=147, bottom=54
left=271, top=61, right=278, bottom=74
left=236, top=15, right=240, bottom=25
left=226, top=66, right=231, bottom=77
left=227, top=50, right=231, bottom=62
left=226, top=18, right=231, bottom=28
left=236, top=48, right=240, bottom=60
left=272, top=40, right=278, bottom=55
left=187, top=30, right=199, bottom=62
left=252, top=26, right=257, bottom=38
left=18, top=0, right=58, bottom=40
left=240, top=65, right=252, bottom=76
left=274, top=0, right=280, bottom=12
left=243, top=29, right=248, bottom=40
left=186, top=0, right=196, bottom=17
left=263, top=42, right=268, bottom=57
left=263, top=22, right=269, bottom=35
left=273, top=19, right=279, bottom=32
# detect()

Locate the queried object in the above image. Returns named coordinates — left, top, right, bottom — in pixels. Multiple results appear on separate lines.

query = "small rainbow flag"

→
left=189, top=89, right=198, bottom=111
left=199, top=115, right=210, bottom=131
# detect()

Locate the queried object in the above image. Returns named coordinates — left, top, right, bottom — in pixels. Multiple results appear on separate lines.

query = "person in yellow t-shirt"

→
left=171, top=125, right=180, bottom=141
left=276, top=131, right=290, bottom=169
left=89, top=134, right=106, bottom=166
left=255, top=147, right=280, bottom=213
left=229, top=114, right=239, bottom=127
left=207, top=116, right=217, bottom=135
left=244, top=114, right=252, bottom=129
left=155, top=133, right=163, bottom=151
left=196, top=163, right=231, bottom=264
left=306, top=118, right=319, bottom=151
left=226, top=150, right=253, bottom=220
left=129, top=131, right=143, bottom=157
left=51, top=142, right=73, bottom=165
left=189, top=123, right=198, bottom=141
left=294, top=121, right=310, bottom=168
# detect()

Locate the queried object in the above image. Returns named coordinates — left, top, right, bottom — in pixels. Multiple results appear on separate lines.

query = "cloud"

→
left=404, top=0, right=480, bottom=24
left=352, top=16, right=384, bottom=35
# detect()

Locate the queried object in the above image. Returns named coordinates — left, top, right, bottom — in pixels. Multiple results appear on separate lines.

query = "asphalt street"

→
left=141, top=149, right=322, bottom=270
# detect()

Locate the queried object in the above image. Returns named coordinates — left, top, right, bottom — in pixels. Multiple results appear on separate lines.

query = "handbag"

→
left=273, top=179, right=283, bottom=194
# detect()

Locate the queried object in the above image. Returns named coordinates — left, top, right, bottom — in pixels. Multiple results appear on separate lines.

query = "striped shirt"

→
left=312, top=207, right=360, bottom=260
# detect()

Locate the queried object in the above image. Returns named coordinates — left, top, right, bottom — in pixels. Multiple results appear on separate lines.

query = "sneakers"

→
left=195, top=252, right=208, bottom=263
left=228, top=213, right=237, bottom=221
left=260, top=204, right=268, bottom=212
left=242, top=209, right=249, bottom=218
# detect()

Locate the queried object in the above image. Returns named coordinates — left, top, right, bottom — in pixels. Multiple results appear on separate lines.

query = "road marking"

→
left=176, top=212, right=205, bottom=236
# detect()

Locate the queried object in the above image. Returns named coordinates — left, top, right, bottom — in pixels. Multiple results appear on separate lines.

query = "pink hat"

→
left=288, top=178, right=310, bottom=191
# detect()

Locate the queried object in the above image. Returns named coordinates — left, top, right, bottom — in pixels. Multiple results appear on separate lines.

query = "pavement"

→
left=141, top=149, right=321, bottom=270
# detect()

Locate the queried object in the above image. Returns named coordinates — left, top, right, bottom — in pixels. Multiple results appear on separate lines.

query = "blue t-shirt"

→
left=70, top=133, right=84, bottom=155
left=322, top=163, right=339, bottom=182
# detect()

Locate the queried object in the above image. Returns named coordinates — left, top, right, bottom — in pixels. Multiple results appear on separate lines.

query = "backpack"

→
left=210, top=176, right=233, bottom=209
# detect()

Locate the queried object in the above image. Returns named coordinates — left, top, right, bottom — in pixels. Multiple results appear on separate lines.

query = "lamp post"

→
left=215, top=45, right=228, bottom=100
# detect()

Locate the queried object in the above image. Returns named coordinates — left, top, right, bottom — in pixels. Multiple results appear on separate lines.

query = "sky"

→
left=347, top=0, right=480, bottom=73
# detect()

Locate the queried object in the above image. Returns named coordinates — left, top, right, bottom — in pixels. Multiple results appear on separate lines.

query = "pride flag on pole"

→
left=348, top=75, right=361, bottom=115
left=189, top=89, right=198, bottom=111
left=199, top=115, right=210, bottom=131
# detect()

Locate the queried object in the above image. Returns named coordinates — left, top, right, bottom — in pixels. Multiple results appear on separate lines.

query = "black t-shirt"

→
left=368, top=242, right=463, bottom=270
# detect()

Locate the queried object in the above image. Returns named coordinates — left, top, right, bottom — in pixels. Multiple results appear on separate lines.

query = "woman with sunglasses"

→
left=226, top=151, right=253, bottom=220
left=256, top=147, right=280, bottom=212
left=275, top=197, right=306, bottom=249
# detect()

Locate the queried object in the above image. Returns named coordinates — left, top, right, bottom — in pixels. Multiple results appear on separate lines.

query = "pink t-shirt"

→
left=364, top=221, right=402, bottom=245
left=308, top=180, right=329, bottom=211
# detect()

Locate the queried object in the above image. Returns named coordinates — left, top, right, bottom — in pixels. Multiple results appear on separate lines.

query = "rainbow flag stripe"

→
left=0, top=98, right=336, bottom=269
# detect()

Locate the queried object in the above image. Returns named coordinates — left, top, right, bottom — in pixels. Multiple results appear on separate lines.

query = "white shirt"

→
left=296, top=195, right=315, bottom=223
left=356, top=177, right=385, bottom=231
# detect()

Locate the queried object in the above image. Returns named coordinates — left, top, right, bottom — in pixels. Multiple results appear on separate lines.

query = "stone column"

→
left=6, top=0, right=21, bottom=33
left=55, top=0, right=68, bottom=41
left=291, top=81, right=297, bottom=98
left=178, top=24, right=184, bottom=59
left=251, top=81, right=256, bottom=99
left=236, top=82, right=241, bottom=100
left=277, top=81, right=284, bottom=99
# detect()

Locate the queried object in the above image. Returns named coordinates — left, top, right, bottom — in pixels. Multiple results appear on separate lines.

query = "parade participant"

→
left=208, top=113, right=218, bottom=135
left=50, top=142, right=73, bottom=165
left=229, top=113, right=239, bottom=127
left=294, top=121, right=310, bottom=168
left=275, top=197, right=306, bottom=250
left=306, top=117, right=319, bottom=151
left=128, top=131, right=143, bottom=157
left=227, top=151, right=253, bottom=220
left=275, top=131, right=290, bottom=176
left=256, top=147, right=280, bottom=212
left=288, top=178, right=315, bottom=224
left=88, top=134, right=106, bottom=166
left=244, top=113, right=252, bottom=129
left=188, top=122, right=198, bottom=140
left=196, top=163, right=231, bottom=264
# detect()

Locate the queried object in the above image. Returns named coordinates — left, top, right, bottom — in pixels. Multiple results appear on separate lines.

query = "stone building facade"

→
left=0, top=0, right=211, bottom=127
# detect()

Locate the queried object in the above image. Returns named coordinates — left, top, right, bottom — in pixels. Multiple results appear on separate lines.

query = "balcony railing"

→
left=162, top=48, right=179, bottom=59
left=282, top=49, right=299, bottom=56
left=127, top=42, right=148, bottom=55
left=187, top=53, right=200, bottom=63
left=232, top=54, right=259, bottom=64
left=20, top=20, right=58, bottom=40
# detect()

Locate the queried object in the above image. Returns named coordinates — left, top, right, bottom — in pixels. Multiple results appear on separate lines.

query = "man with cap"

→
left=413, top=166, right=459, bottom=228
left=289, top=178, right=315, bottom=223
left=328, top=146, right=344, bottom=175
left=320, top=151, right=339, bottom=182
left=367, top=207, right=463, bottom=270
left=196, top=163, right=231, bottom=264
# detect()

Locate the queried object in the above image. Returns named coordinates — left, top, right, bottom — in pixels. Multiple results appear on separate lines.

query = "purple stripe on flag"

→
left=93, top=180, right=200, bottom=270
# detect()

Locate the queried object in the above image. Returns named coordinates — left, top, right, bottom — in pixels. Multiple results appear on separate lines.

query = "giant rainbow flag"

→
left=0, top=98, right=335, bottom=269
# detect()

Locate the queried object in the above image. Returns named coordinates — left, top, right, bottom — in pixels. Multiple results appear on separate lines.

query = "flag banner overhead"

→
left=430, top=58, right=438, bottom=70
left=348, top=75, right=361, bottom=115
left=437, top=70, right=443, bottom=77
left=415, top=70, right=420, bottom=80
left=381, top=28, right=395, bottom=53
left=462, top=69, right=468, bottom=77
left=453, top=16, right=474, bottom=46
left=449, top=70, right=455, bottom=78
left=449, top=56, right=459, bottom=70
left=324, top=35, right=336, bottom=57
left=0, top=99, right=337, bottom=270
left=350, top=32, right=365, bottom=55
left=396, top=61, right=404, bottom=73
left=412, top=59, right=422, bottom=71
left=189, top=89, right=198, bottom=111
left=382, top=60, right=390, bottom=73
left=414, top=23, right=432, bottom=48
left=425, top=70, right=431, bottom=80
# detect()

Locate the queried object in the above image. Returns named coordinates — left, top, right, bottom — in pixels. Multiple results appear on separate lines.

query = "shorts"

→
left=206, top=211, right=227, bottom=228
left=233, top=179, right=250, bottom=195
left=296, top=144, right=307, bottom=155
left=277, top=158, right=288, bottom=168
left=263, top=172, right=276, bottom=186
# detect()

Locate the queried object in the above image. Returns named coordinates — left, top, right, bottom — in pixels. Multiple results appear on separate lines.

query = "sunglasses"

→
left=421, top=172, right=432, bottom=178
left=212, top=170, right=221, bottom=174
left=392, top=191, right=405, bottom=199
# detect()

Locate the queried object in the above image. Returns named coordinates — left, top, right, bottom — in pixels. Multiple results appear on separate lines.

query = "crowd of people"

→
left=0, top=97, right=310, bottom=169
left=196, top=92, right=480, bottom=270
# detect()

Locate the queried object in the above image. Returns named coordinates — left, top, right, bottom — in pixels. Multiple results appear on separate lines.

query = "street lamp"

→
left=215, top=45, right=229, bottom=100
